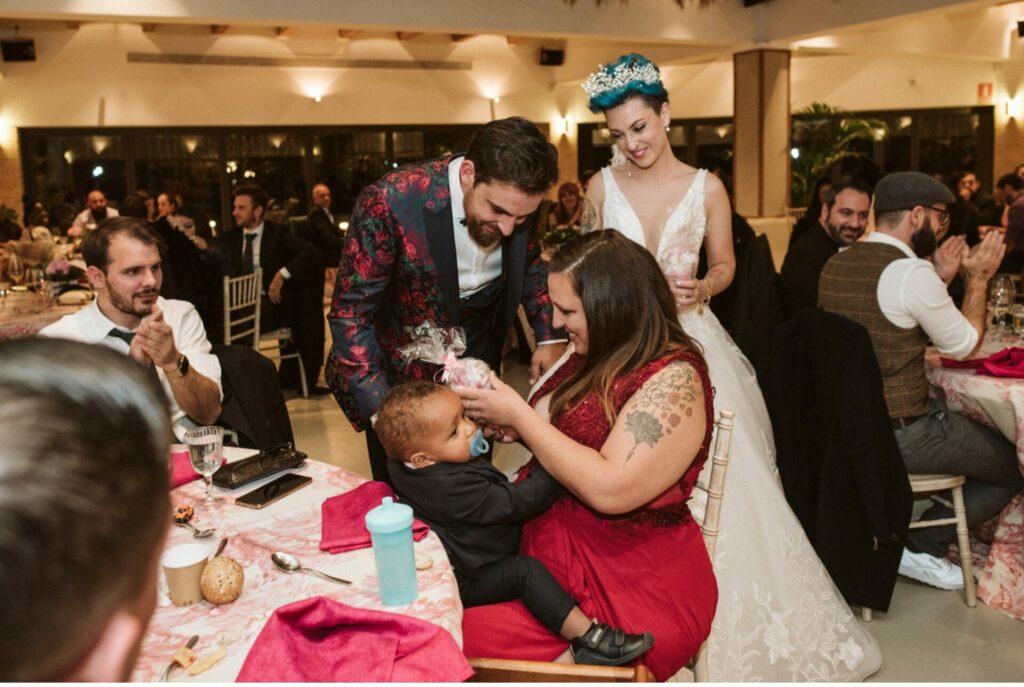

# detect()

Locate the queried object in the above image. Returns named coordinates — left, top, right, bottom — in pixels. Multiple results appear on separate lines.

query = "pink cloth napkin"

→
left=169, top=448, right=226, bottom=489
left=170, top=449, right=202, bottom=488
left=320, top=481, right=429, bottom=554
left=941, top=346, right=1024, bottom=378
left=236, top=596, right=472, bottom=682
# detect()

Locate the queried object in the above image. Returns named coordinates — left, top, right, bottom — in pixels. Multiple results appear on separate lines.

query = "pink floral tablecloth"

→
left=927, top=333, right=1024, bottom=620
left=131, top=453, right=462, bottom=682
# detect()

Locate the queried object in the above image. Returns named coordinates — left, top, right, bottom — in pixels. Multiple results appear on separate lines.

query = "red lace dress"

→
left=461, top=350, right=718, bottom=680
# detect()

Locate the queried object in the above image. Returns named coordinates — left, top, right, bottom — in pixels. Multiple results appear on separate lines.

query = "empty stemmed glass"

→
left=184, top=426, right=225, bottom=504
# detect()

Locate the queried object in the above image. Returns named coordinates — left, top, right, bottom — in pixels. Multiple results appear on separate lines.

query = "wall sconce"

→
left=313, top=95, right=322, bottom=103
left=554, top=117, right=569, bottom=138
left=1005, top=98, right=1023, bottom=119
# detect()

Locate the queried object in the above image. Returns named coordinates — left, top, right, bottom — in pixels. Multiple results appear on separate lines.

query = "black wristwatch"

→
left=166, top=354, right=190, bottom=379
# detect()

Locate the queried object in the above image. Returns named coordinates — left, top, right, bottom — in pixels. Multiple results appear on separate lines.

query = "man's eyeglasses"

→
left=923, top=205, right=951, bottom=227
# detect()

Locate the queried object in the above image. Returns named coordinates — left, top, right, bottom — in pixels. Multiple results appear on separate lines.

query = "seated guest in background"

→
left=456, top=231, right=716, bottom=681
left=380, top=381, right=655, bottom=666
left=26, top=207, right=53, bottom=241
left=41, top=217, right=222, bottom=436
left=789, top=176, right=832, bottom=249
left=71, top=189, right=120, bottom=235
left=547, top=182, right=583, bottom=229
left=226, top=184, right=326, bottom=394
left=780, top=180, right=871, bottom=318
left=299, top=182, right=346, bottom=271
left=819, top=171, right=1023, bottom=590
left=0, top=338, right=171, bottom=681
left=996, top=173, right=1024, bottom=274
left=958, top=171, right=999, bottom=226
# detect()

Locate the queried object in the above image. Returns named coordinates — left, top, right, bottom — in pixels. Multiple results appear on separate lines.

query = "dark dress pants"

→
left=458, top=555, right=577, bottom=637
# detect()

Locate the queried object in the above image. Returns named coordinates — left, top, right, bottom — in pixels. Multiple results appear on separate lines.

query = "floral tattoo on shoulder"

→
left=623, top=362, right=700, bottom=463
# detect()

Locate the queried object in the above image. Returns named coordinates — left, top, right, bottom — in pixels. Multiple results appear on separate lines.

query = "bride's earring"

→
left=665, top=126, right=670, bottom=133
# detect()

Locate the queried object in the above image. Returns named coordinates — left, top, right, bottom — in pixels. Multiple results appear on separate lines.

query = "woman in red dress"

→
left=458, top=230, right=717, bottom=680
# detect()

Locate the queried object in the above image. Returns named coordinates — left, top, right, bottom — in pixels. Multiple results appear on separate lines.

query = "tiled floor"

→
left=288, top=356, right=1024, bottom=682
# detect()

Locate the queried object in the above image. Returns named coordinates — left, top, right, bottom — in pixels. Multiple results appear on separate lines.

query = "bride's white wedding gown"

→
left=595, top=166, right=882, bottom=681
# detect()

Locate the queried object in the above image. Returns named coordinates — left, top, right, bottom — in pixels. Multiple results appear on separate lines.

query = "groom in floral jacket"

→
left=327, top=117, right=566, bottom=483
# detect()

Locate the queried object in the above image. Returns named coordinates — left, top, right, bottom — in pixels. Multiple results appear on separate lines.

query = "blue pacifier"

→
left=470, top=428, right=490, bottom=457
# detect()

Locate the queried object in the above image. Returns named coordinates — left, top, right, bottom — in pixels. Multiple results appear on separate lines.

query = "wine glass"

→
left=0, top=280, right=9, bottom=310
left=184, top=426, right=224, bottom=504
left=1013, top=303, right=1024, bottom=345
left=988, top=275, right=1015, bottom=334
left=7, top=254, right=24, bottom=286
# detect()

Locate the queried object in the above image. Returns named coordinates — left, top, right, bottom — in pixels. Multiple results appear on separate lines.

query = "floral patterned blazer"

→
left=326, top=156, right=557, bottom=431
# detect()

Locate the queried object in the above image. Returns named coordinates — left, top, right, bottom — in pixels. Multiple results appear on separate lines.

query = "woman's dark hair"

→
left=548, top=229, right=704, bottom=424
left=465, top=116, right=559, bottom=195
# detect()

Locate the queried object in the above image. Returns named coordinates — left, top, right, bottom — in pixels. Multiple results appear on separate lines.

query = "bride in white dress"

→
left=579, top=53, right=882, bottom=682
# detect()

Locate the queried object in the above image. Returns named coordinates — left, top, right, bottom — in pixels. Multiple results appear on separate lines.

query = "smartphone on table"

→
left=236, top=473, right=312, bottom=509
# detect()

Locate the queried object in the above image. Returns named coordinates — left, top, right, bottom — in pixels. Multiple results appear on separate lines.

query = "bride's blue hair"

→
left=584, top=53, right=669, bottom=113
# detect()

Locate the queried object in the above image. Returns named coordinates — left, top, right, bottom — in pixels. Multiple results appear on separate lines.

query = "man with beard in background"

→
left=71, top=189, right=120, bottom=234
left=819, top=171, right=1022, bottom=591
left=41, top=217, right=222, bottom=438
left=780, top=179, right=873, bottom=318
left=327, top=116, right=566, bottom=485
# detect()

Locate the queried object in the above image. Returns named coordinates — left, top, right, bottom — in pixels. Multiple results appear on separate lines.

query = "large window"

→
left=19, top=124, right=480, bottom=234
left=791, top=106, right=995, bottom=197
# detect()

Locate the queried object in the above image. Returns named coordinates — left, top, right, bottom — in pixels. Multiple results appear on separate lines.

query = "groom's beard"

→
left=464, top=216, right=502, bottom=249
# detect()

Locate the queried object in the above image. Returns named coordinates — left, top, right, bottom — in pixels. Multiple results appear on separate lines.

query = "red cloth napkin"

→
left=941, top=346, right=1024, bottom=378
left=236, top=596, right=472, bottom=682
left=169, top=448, right=226, bottom=489
left=320, top=481, right=429, bottom=554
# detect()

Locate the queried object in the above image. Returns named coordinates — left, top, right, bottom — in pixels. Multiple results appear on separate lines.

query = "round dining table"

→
left=131, top=449, right=463, bottom=682
left=0, top=288, right=93, bottom=340
left=926, top=328, right=1024, bottom=621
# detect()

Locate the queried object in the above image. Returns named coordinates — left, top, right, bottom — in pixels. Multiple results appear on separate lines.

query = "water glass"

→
left=184, top=426, right=224, bottom=504
left=0, top=281, right=9, bottom=310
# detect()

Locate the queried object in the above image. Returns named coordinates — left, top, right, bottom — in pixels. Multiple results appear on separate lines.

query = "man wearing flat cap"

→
left=819, top=171, right=1023, bottom=591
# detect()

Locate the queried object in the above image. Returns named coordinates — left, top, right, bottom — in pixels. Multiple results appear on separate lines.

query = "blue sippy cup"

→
left=364, top=496, right=419, bottom=605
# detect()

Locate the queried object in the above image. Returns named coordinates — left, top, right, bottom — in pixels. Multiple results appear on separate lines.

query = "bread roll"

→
left=200, top=556, right=244, bottom=604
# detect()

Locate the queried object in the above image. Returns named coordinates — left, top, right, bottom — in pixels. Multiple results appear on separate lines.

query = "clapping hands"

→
left=130, top=307, right=180, bottom=371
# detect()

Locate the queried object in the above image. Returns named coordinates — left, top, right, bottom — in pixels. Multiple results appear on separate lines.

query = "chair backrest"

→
left=467, top=658, right=651, bottom=683
left=223, top=270, right=262, bottom=349
left=701, top=410, right=734, bottom=563
left=786, top=206, right=807, bottom=222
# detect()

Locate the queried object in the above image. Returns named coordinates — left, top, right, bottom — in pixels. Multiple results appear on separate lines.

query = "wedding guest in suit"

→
left=780, top=180, right=872, bottom=318
left=327, top=116, right=565, bottom=485
left=225, top=184, right=327, bottom=395
left=300, top=183, right=346, bottom=270
left=40, top=217, right=223, bottom=437
left=0, top=338, right=171, bottom=681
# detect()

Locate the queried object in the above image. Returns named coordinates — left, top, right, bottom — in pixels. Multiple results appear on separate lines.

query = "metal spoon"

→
left=160, top=634, right=199, bottom=682
left=175, top=521, right=215, bottom=538
left=271, top=551, right=351, bottom=585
